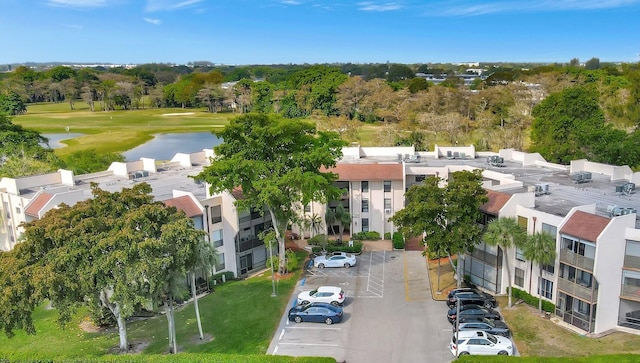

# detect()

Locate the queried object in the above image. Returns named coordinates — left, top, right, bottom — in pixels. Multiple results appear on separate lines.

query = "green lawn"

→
left=0, top=268, right=304, bottom=358
left=13, top=103, right=233, bottom=156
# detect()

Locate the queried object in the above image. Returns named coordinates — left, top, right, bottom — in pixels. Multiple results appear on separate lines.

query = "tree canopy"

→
left=389, top=169, right=487, bottom=287
left=10, top=183, right=206, bottom=352
left=530, top=86, right=630, bottom=165
left=0, top=114, right=63, bottom=177
left=197, top=113, right=346, bottom=273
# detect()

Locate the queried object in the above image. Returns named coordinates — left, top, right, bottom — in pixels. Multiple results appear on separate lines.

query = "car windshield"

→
left=486, top=334, right=498, bottom=344
left=309, top=289, right=318, bottom=295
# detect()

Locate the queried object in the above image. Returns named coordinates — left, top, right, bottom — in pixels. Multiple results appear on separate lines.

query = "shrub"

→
left=392, top=232, right=405, bottom=249
left=511, top=287, right=555, bottom=313
left=311, top=242, right=363, bottom=254
left=384, top=232, right=391, bottom=240
left=210, top=271, right=235, bottom=287
left=266, top=249, right=299, bottom=273
left=351, top=231, right=381, bottom=241
left=307, top=234, right=328, bottom=246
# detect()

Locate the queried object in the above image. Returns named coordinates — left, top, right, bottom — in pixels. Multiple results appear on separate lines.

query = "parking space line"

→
left=277, top=342, right=341, bottom=347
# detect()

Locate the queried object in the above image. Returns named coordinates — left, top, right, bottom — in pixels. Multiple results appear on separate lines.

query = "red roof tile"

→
left=323, top=163, right=403, bottom=181
left=25, top=192, right=53, bottom=218
left=480, top=190, right=511, bottom=216
left=560, top=210, right=610, bottom=243
left=164, top=195, right=202, bottom=218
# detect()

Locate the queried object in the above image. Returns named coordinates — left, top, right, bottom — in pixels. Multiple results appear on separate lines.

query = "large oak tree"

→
left=13, top=183, right=206, bottom=352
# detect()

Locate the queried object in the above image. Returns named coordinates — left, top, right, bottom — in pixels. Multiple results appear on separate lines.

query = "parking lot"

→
left=267, top=251, right=456, bottom=363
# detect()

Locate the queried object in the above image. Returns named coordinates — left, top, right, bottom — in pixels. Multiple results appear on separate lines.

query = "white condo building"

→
left=1, top=144, right=640, bottom=336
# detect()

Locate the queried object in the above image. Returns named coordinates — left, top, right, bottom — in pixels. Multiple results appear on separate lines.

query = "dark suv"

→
left=447, top=291, right=496, bottom=309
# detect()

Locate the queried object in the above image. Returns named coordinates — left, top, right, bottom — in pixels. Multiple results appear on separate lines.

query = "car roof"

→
left=456, top=330, right=490, bottom=339
left=317, top=286, right=342, bottom=293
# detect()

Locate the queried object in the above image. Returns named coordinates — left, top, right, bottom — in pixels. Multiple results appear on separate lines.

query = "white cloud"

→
left=145, top=0, right=204, bottom=12
left=46, top=0, right=108, bottom=8
left=65, top=24, right=84, bottom=29
left=281, top=0, right=302, bottom=4
left=144, top=17, right=162, bottom=25
left=357, top=1, right=403, bottom=11
left=435, top=0, right=640, bottom=16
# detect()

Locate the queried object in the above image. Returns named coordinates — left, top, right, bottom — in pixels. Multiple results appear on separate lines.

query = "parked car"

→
left=297, top=286, right=346, bottom=306
left=446, top=287, right=481, bottom=301
left=288, top=302, right=343, bottom=325
left=313, top=252, right=357, bottom=268
left=449, top=330, right=513, bottom=357
left=447, top=304, right=501, bottom=324
left=454, top=317, right=511, bottom=337
left=447, top=291, right=497, bottom=309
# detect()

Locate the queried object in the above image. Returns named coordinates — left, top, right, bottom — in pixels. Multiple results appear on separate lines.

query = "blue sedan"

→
left=288, top=302, right=344, bottom=325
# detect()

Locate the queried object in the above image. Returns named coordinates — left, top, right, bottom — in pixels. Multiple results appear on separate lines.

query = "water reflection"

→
left=123, top=133, right=222, bottom=161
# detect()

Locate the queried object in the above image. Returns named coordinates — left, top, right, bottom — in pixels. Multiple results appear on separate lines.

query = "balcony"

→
left=560, top=249, right=594, bottom=271
left=237, top=236, right=264, bottom=253
left=621, top=284, right=640, bottom=302
left=557, top=277, right=598, bottom=302
left=624, top=255, right=640, bottom=269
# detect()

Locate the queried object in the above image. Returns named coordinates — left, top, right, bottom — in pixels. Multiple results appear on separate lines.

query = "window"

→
left=541, top=222, right=557, bottom=237
left=362, top=199, right=369, bottom=213
left=542, top=263, right=555, bottom=274
left=516, top=246, right=525, bottom=261
left=384, top=180, right=391, bottom=192
left=362, top=218, right=369, bottom=232
left=384, top=198, right=391, bottom=210
left=215, top=253, right=225, bottom=271
left=517, top=215, right=528, bottom=229
left=212, top=229, right=223, bottom=247
left=539, top=278, right=553, bottom=299
left=210, top=205, right=222, bottom=224
left=415, top=175, right=426, bottom=182
left=361, top=181, right=369, bottom=193
left=304, top=204, right=311, bottom=212
left=515, top=267, right=524, bottom=287
left=15, top=207, right=21, bottom=214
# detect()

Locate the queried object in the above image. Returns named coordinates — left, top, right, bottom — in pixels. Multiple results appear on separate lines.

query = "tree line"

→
left=1, top=60, right=639, bottom=167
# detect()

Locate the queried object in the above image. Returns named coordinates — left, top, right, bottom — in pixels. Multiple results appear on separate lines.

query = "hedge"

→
left=392, top=232, right=404, bottom=249
left=351, top=231, right=381, bottom=241
left=511, top=287, right=555, bottom=313
left=311, top=242, right=363, bottom=254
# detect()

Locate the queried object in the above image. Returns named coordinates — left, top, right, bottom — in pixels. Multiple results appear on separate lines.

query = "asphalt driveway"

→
left=267, top=250, right=456, bottom=363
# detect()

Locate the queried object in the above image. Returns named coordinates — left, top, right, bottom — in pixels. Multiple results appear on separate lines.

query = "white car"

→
left=313, top=252, right=357, bottom=268
left=297, top=286, right=346, bottom=306
left=449, top=330, right=513, bottom=357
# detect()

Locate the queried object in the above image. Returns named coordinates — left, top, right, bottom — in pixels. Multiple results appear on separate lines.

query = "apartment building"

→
left=3, top=143, right=640, bottom=336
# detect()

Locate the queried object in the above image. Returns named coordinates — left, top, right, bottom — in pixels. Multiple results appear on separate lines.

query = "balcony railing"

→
left=560, top=249, right=594, bottom=271
left=237, top=236, right=264, bottom=253
left=621, top=284, right=640, bottom=301
left=557, top=277, right=597, bottom=302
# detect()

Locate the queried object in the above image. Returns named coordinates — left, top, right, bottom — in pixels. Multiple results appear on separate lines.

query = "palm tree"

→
left=334, top=204, right=352, bottom=243
left=188, top=239, right=217, bottom=340
left=523, top=232, right=557, bottom=314
left=483, top=217, right=527, bottom=307
left=306, top=213, right=323, bottom=238
left=325, top=208, right=337, bottom=240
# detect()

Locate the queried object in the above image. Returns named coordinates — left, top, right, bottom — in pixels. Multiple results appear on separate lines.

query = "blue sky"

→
left=1, top=0, right=639, bottom=65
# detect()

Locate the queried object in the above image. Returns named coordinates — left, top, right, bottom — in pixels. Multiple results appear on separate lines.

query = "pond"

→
left=41, top=133, right=84, bottom=148
left=123, top=132, right=222, bottom=161
left=42, top=132, right=222, bottom=161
